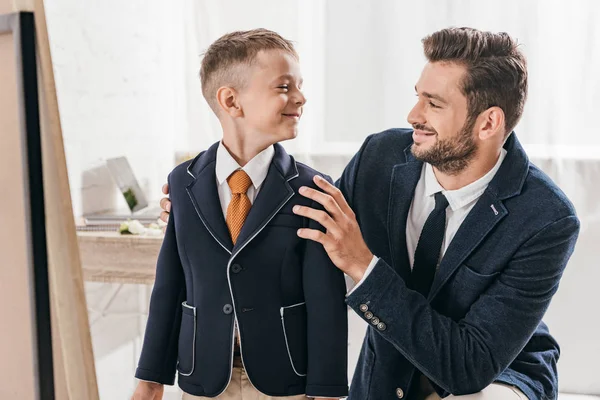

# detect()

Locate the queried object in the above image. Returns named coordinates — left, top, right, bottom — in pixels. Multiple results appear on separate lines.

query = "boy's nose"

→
left=294, top=90, right=307, bottom=106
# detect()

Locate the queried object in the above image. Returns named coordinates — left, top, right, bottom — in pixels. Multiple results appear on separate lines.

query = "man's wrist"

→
left=348, top=252, right=374, bottom=283
left=347, top=255, right=379, bottom=297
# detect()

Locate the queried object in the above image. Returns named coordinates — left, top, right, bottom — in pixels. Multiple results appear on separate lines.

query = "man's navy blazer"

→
left=135, top=142, right=348, bottom=398
left=341, top=129, right=579, bottom=400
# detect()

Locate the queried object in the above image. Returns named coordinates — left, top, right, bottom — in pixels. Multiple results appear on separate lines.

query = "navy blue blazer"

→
left=341, top=129, right=579, bottom=400
left=135, top=142, right=348, bottom=398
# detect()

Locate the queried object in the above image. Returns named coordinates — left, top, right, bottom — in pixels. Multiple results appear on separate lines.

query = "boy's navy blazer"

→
left=341, top=129, right=579, bottom=400
left=135, top=142, right=349, bottom=398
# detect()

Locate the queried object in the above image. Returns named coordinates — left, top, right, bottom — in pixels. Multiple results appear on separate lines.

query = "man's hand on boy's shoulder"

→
left=294, top=175, right=373, bottom=283
left=159, top=175, right=374, bottom=284
left=131, top=380, right=164, bottom=400
left=159, top=183, right=171, bottom=225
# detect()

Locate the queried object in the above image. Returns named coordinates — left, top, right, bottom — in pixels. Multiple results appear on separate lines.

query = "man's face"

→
left=407, top=61, right=478, bottom=174
left=237, top=49, right=306, bottom=144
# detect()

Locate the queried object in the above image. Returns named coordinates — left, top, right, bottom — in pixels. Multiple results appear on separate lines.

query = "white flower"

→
left=146, top=222, right=163, bottom=236
left=127, top=219, right=146, bottom=235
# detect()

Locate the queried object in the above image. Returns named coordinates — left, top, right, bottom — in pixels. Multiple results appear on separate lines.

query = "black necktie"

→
left=412, top=192, right=449, bottom=297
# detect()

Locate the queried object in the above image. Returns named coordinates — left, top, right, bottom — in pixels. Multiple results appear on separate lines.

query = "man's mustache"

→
left=412, top=124, right=437, bottom=134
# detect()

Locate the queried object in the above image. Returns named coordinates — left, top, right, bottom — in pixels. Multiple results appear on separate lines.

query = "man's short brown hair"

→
left=200, top=28, right=298, bottom=114
left=422, top=27, right=528, bottom=135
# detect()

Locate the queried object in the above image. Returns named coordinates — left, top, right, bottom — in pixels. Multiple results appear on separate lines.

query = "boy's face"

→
left=407, top=61, right=478, bottom=173
left=236, top=49, right=305, bottom=144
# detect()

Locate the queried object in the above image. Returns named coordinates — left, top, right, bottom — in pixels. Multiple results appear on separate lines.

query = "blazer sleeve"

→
left=345, top=214, right=579, bottom=395
left=302, top=174, right=349, bottom=398
left=135, top=174, right=186, bottom=385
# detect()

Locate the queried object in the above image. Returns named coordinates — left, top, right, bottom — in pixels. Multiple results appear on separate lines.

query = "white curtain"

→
left=173, top=0, right=600, bottom=394
left=175, top=0, right=600, bottom=153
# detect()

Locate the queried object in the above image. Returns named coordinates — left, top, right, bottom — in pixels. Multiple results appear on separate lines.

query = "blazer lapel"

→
left=428, top=191, right=507, bottom=300
left=387, top=146, right=423, bottom=283
left=186, top=142, right=234, bottom=253
left=232, top=144, right=299, bottom=255
left=428, top=133, right=530, bottom=300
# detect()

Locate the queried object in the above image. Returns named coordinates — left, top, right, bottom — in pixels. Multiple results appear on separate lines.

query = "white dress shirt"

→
left=349, top=149, right=507, bottom=294
left=215, top=141, right=275, bottom=214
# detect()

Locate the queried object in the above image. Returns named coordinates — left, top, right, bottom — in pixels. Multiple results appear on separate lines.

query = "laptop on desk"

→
left=82, top=157, right=163, bottom=225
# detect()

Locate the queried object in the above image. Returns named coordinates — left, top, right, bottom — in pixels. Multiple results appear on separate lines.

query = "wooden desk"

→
left=77, top=231, right=163, bottom=285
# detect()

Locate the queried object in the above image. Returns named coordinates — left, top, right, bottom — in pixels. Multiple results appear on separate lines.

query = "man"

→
left=160, top=28, right=579, bottom=399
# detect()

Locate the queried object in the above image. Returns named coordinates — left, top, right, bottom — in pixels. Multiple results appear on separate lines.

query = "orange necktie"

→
left=226, top=170, right=252, bottom=244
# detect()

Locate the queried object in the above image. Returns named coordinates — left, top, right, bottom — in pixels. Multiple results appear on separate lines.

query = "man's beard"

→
left=411, top=118, right=478, bottom=175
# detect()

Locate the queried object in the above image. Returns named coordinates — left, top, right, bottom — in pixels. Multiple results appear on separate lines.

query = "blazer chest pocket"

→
left=280, top=302, right=307, bottom=377
left=447, top=264, right=500, bottom=312
left=177, top=301, right=196, bottom=376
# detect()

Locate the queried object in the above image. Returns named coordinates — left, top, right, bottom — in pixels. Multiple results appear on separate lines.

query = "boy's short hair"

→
left=200, top=28, right=298, bottom=114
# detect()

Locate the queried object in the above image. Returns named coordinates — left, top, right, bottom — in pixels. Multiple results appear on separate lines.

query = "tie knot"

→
left=434, top=192, right=449, bottom=211
left=227, top=170, right=252, bottom=194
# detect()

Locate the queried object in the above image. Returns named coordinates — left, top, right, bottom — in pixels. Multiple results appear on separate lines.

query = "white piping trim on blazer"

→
left=280, top=302, right=307, bottom=377
left=176, top=301, right=196, bottom=376
left=223, top=168, right=299, bottom=393
left=186, top=158, right=198, bottom=179
left=184, top=187, right=234, bottom=396
left=186, top=166, right=195, bottom=178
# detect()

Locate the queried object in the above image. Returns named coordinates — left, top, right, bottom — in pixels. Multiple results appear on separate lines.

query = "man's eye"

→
left=429, top=101, right=440, bottom=109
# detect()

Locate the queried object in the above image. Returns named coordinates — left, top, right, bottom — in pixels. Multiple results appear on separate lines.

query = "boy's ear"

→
left=216, top=86, right=243, bottom=117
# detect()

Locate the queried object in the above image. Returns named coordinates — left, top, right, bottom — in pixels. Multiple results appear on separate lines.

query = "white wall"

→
left=46, top=0, right=182, bottom=218
left=45, top=1, right=185, bottom=397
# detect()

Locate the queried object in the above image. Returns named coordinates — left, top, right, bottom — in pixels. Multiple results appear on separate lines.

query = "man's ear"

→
left=477, top=106, right=505, bottom=142
left=216, top=86, right=243, bottom=117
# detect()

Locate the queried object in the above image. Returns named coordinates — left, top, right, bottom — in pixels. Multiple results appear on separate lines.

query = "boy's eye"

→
left=278, top=85, right=289, bottom=91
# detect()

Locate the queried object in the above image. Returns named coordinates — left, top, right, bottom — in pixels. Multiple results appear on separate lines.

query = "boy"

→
left=132, top=29, right=348, bottom=400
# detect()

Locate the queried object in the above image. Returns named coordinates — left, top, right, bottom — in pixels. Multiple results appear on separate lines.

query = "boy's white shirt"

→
left=215, top=141, right=275, bottom=213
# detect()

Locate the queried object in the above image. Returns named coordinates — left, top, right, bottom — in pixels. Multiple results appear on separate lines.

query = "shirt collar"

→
left=424, top=148, right=507, bottom=211
left=215, top=141, right=275, bottom=189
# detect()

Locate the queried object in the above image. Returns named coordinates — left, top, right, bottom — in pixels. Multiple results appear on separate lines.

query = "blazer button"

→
left=231, top=264, right=242, bottom=274
left=223, top=304, right=233, bottom=314
left=371, top=317, right=380, bottom=325
left=364, top=311, right=374, bottom=320
left=396, top=388, right=404, bottom=398
left=377, top=322, right=386, bottom=331
left=359, top=304, right=369, bottom=312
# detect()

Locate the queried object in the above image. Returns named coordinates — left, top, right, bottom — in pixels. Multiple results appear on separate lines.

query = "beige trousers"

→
left=425, top=382, right=528, bottom=400
left=182, top=357, right=308, bottom=400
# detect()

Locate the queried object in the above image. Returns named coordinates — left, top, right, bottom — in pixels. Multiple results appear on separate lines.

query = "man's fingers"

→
left=159, top=197, right=171, bottom=213
left=313, top=175, right=354, bottom=215
left=298, top=187, right=342, bottom=218
left=297, top=228, right=328, bottom=245
left=293, top=205, right=339, bottom=234
left=160, top=211, right=169, bottom=224
left=162, top=183, right=169, bottom=195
